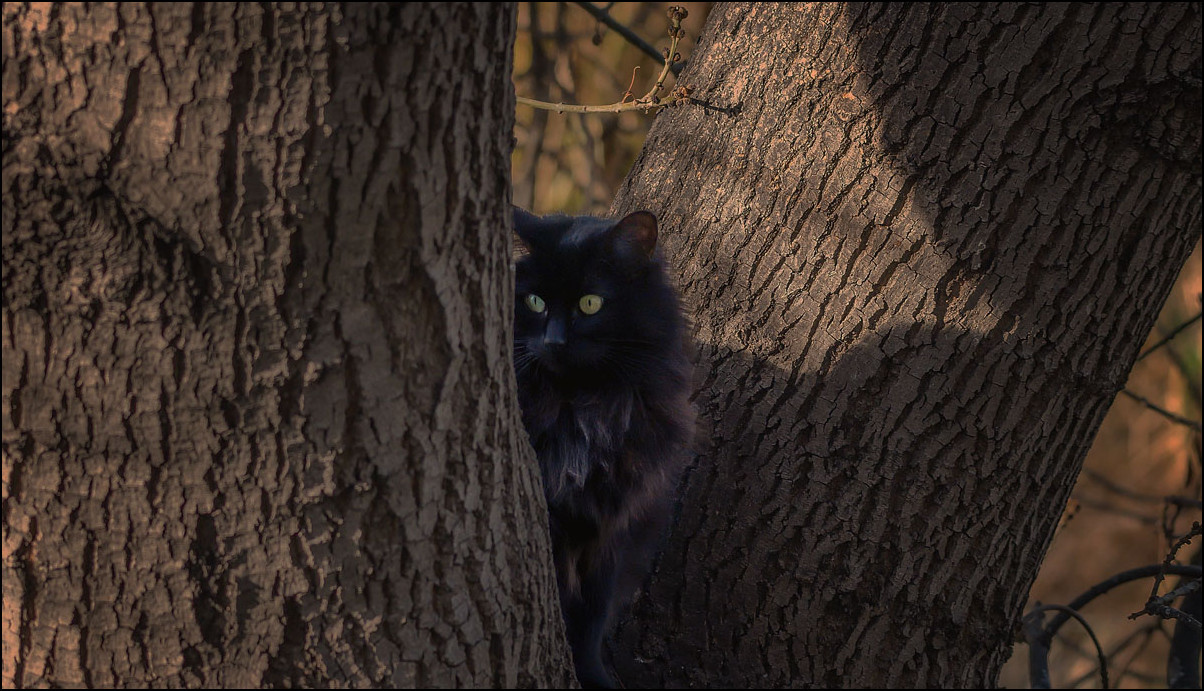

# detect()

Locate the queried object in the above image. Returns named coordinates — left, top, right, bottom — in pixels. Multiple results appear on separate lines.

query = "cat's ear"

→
left=611, top=210, right=658, bottom=259
left=513, top=206, right=542, bottom=253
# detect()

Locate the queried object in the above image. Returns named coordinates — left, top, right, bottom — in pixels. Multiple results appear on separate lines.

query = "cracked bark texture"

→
left=610, top=3, right=1202, bottom=688
left=3, top=3, right=573, bottom=688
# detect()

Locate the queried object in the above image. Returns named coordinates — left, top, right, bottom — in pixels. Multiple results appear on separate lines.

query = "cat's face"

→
left=513, top=210, right=678, bottom=384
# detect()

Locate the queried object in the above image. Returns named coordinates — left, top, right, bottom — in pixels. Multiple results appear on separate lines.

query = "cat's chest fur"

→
left=520, top=383, right=642, bottom=506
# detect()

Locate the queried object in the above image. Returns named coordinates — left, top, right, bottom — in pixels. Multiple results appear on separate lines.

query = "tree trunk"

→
left=611, top=3, right=1202, bottom=688
left=2, top=3, right=573, bottom=687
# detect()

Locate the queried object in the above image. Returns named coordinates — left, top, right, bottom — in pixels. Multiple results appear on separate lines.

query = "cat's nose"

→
left=543, top=316, right=568, bottom=348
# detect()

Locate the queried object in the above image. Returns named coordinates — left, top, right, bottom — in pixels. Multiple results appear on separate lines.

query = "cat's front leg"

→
left=561, top=552, right=620, bottom=689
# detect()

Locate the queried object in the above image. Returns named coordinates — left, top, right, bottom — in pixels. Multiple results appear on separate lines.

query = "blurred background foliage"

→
left=511, top=4, right=1202, bottom=687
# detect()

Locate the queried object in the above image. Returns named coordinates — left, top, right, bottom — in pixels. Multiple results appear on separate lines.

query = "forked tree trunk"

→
left=611, top=3, right=1201, bottom=687
left=2, top=3, right=573, bottom=687
left=6, top=2, right=1201, bottom=689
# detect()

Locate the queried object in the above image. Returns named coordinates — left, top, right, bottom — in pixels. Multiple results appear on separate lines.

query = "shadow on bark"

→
left=612, top=319, right=994, bottom=689
left=605, top=4, right=1200, bottom=687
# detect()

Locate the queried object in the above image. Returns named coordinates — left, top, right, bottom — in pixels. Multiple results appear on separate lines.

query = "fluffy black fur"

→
left=512, top=207, right=693, bottom=688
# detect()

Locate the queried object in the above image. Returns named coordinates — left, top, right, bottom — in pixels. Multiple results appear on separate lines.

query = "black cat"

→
left=512, top=207, right=694, bottom=688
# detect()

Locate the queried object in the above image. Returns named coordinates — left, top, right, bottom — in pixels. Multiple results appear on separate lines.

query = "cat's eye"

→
left=578, top=294, right=604, bottom=315
left=524, top=294, right=546, bottom=313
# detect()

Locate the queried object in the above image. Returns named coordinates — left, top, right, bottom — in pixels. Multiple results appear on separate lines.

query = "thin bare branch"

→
left=1042, top=564, right=1203, bottom=639
left=1081, top=468, right=1165, bottom=503
left=1026, top=604, right=1110, bottom=689
left=1130, top=523, right=1203, bottom=628
left=1136, top=312, right=1202, bottom=361
left=1070, top=494, right=1160, bottom=525
left=518, top=6, right=692, bottom=114
left=571, top=1, right=684, bottom=75
left=1061, top=623, right=1164, bottom=688
left=1120, top=389, right=1202, bottom=431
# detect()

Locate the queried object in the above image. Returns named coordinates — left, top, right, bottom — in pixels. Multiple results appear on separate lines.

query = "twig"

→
left=1137, top=602, right=1202, bottom=630
left=1154, top=523, right=1201, bottom=593
left=517, top=6, right=692, bottom=114
left=1119, top=389, right=1202, bottom=431
left=1043, top=564, right=1204, bottom=638
left=1025, top=604, right=1110, bottom=689
left=1167, top=496, right=1204, bottom=509
left=571, top=1, right=684, bottom=75
left=1061, top=623, right=1165, bottom=688
left=1136, top=312, right=1202, bottom=361
left=620, top=66, right=639, bottom=103
left=1131, top=523, right=1203, bottom=627
left=1080, top=469, right=1204, bottom=512
left=515, top=91, right=690, bottom=114
left=1148, top=573, right=1201, bottom=606
left=1164, top=341, right=1204, bottom=404
left=1107, top=623, right=1160, bottom=689
left=1081, top=468, right=1167, bottom=504
left=1070, top=494, right=1160, bottom=525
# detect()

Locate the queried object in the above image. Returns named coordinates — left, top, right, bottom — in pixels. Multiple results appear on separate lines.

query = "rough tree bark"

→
left=2, top=3, right=573, bottom=687
left=611, top=3, right=1202, bottom=688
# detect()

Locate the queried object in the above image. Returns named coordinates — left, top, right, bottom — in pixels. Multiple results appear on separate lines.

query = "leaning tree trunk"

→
left=2, top=3, right=573, bottom=688
left=611, top=3, right=1202, bottom=688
